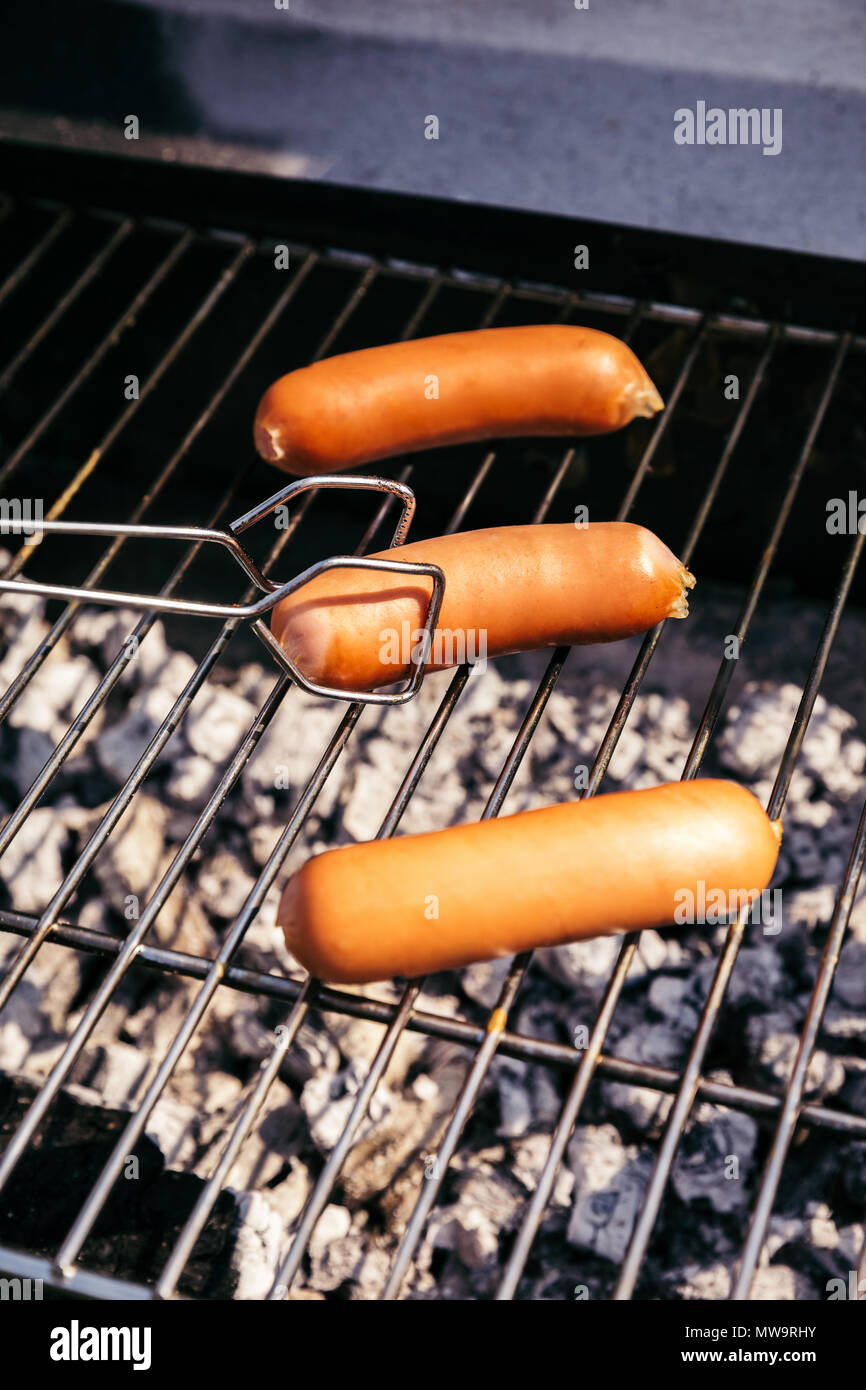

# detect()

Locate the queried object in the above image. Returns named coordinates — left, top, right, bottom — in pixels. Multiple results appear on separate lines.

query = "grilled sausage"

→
left=254, top=325, right=664, bottom=475
left=278, top=780, right=782, bottom=984
left=271, top=521, right=694, bottom=692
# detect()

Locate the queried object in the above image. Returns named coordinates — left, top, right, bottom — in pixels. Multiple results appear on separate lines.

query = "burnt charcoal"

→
left=0, top=1073, right=238, bottom=1298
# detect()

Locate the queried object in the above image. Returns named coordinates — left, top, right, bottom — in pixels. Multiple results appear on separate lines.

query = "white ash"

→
left=511, top=1132, right=575, bottom=1208
left=310, top=1217, right=391, bottom=1303
left=92, top=794, right=168, bottom=909
left=535, top=928, right=683, bottom=1002
left=229, top=1191, right=288, bottom=1300
left=0, top=806, right=69, bottom=915
left=428, top=1162, right=525, bottom=1271
left=301, top=1060, right=398, bottom=1154
left=0, top=933, right=86, bottom=1077
left=719, top=684, right=866, bottom=800
left=566, top=1123, right=653, bottom=1264
left=677, top=1261, right=734, bottom=1300
left=94, top=650, right=197, bottom=784
left=675, top=1260, right=820, bottom=1301
left=492, top=1056, right=563, bottom=1136
left=745, top=1011, right=846, bottom=1098
left=78, top=1041, right=152, bottom=1108
left=6, top=653, right=101, bottom=744
left=821, top=1006, right=866, bottom=1045
left=751, top=1267, right=820, bottom=1299
left=197, top=848, right=257, bottom=920
left=165, top=753, right=221, bottom=807
left=185, top=686, right=258, bottom=763
left=68, top=607, right=172, bottom=688
left=601, top=1079, right=673, bottom=1134
left=1, top=577, right=866, bottom=1299
left=207, top=1078, right=303, bottom=1193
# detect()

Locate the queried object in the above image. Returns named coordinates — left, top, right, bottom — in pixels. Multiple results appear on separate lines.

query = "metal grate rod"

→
left=0, top=249, right=320, bottom=730
left=0, top=216, right=134, bottom=395
left=0, top=252, right=402, bottom=1172
left=0, top=206, right=73, bottom=311
left=1, top=186, right=862, bottom=1301
left=0, top=248, right=461, bottom=1274
left=0, top=228, right=196, bottom=493
left=2, top=896, right=865, bottom=1139
left=381, top=316, right=710, bottom=1298
left=613, top=487, right=862, bottom=1298
left=496, top=321, right=781, bottom=1296
left=54, top=697, right=363, bottom=1274
left=733, top=774, right=866, bottom=1296
left=141, top=287, right=522, bottom=1296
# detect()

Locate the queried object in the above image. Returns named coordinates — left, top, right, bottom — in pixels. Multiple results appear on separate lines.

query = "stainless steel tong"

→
left=0, top=475, right=446, bottom=705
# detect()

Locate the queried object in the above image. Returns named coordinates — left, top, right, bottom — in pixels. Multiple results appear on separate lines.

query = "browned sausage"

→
left=278, top=780, right=782, bottom=984
left=254, top=325, right=664, bottom=474
left=271, top=521, right=694, bottom=692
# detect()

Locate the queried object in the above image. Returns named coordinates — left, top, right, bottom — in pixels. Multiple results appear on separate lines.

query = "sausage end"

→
left=625, top=380, right=665, bottom=421
left=271, top=600, right=336, bottom=688
left=669, top=563, right=696, bottom=619
left=279, top=869, right=325, bottom=976
left=254, top=417, right=286, bottom=464
left=278, top=861, right=369, bottom=983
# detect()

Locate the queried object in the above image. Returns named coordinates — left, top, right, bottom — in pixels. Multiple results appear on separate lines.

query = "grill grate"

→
left=0, top=150, right=865, bottom=1300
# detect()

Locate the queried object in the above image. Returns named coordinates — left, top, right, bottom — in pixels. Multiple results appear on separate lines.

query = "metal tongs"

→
left=0, top=475, right=446, bottom=705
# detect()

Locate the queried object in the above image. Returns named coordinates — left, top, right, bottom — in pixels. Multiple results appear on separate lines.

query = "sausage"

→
left=278, top=780, right=782, bottom=984
left=271, top=521, right=695, bottom=692
left=254, top=325, right=664, bottom=475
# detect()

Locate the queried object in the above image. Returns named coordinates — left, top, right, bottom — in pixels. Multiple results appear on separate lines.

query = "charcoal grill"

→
left=0, top=140, right=865, bottom=1302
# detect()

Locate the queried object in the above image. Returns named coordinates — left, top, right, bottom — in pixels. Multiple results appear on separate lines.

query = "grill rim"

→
left=2, top=136, right=866, bottom=336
